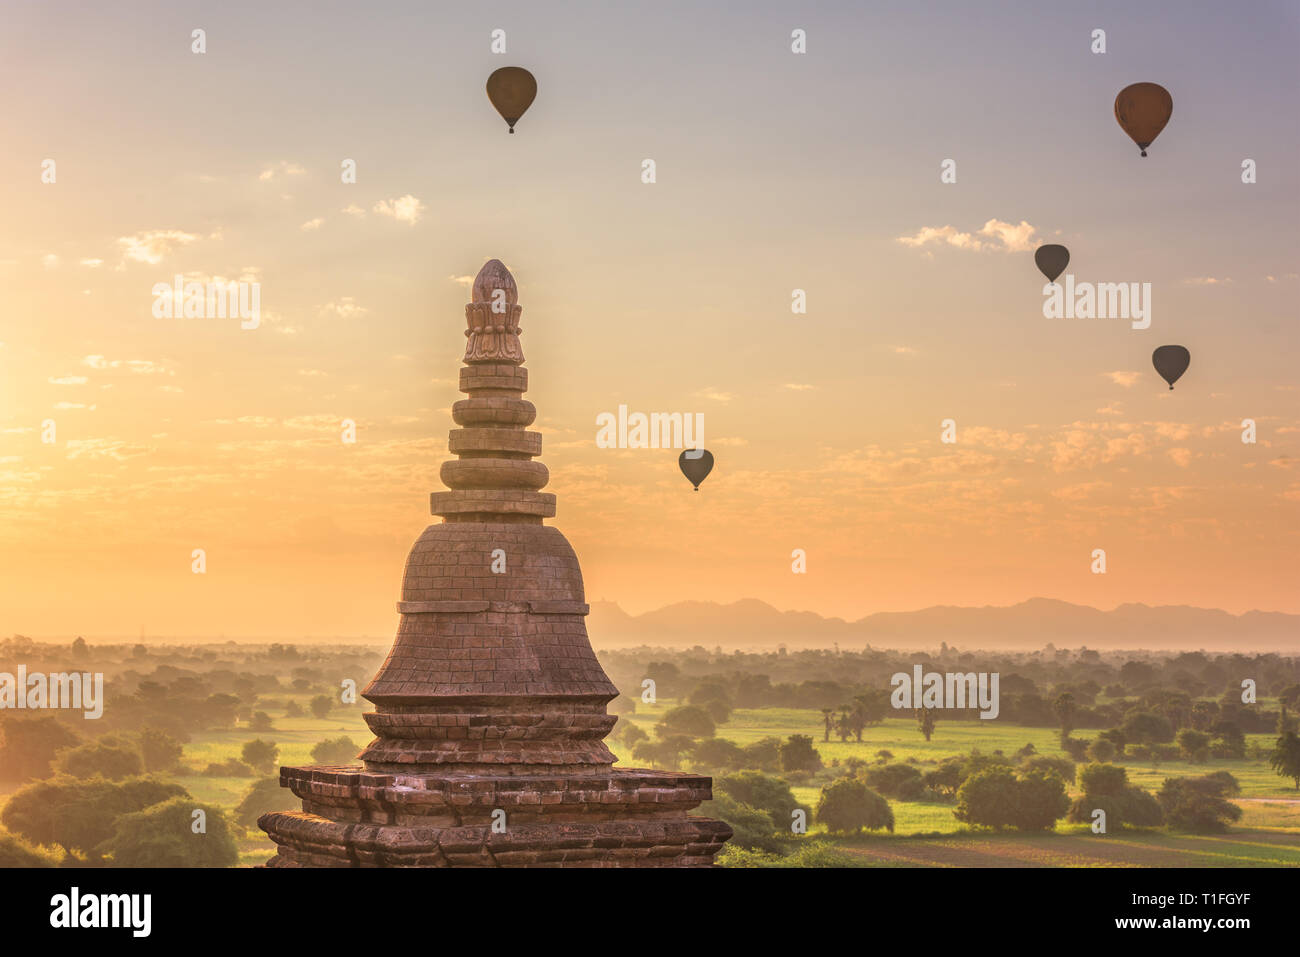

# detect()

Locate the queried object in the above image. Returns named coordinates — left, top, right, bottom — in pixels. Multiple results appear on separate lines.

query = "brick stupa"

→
left=259, top=260, right=731, bottom=866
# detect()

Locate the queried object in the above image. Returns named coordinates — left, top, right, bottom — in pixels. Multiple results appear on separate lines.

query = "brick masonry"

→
left=259, top=259, right=731, bottom=866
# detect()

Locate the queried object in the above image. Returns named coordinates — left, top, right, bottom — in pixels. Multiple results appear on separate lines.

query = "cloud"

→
left=892, top=345, right=918, bottom=355
left=300, top=218, right=324, bottom=231
left=341, top=204, right=365, bottom=217
left=896, top=219, right=1038, bottom=253
left=48, top=376, right=88, bottom=385
left=782, top=383, right=815, bottom=391
left=1104, top=371, right=1142, bottom=387
left=449, top=274, right=475, bottom=287
left=1183, top=277, right=1233, bottom=285
left=318, top=297, right=368, bottom=319
left=1168, top=448, right=1193, bottom=468
left=82, top=356, right=173, bottom=376
left=258, top=161, right=306, bottom=181
left=80, top=258, right=104, bottom=268
left=298, top=369, right=327, bottom=377
left=42, top=254, right=60, bottom=269
left=116, top=230, right=201, bottom=265
left=695, top=388, right=734, bottom=403
left=373, top=195, right=426, bottom=225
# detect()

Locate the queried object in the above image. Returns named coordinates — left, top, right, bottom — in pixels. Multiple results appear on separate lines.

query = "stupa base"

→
left=258, top=765, right=732, bottom=867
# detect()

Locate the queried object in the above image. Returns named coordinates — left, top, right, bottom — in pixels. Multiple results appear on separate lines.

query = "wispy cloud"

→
left=1104, top=371, right=1142, bottom=387
left=373, top=195, right=426, bottom=225
left=116, top=230, right=201, bottom=265
left=258, top=161, right=306, bottom=181
left=318, top=297, right=368, bottom=319
left=897, top=218, right=1038, bottom=253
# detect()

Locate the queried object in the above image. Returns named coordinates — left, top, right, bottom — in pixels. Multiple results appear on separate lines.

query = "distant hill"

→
left=587, top=597, right=1299, bottom=652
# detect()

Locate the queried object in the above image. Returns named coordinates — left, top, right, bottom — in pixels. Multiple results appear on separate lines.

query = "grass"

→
left=3, top=694, right=1295, bottom=867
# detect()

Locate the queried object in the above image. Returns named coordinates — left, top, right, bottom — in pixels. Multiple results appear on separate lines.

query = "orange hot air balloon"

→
left=486, top=67, right=537, bottom=133
left=1114, top=83, right=1172, bottom=157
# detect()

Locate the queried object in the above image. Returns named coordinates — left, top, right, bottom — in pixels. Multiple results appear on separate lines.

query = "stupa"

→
left=259, top=260, right=731, bottom=866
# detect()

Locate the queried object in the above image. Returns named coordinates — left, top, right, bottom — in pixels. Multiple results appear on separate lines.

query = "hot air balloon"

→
left=1115, top=83, right=1172, bottom=157
left=1152, top=345, right=1190, bottom=390
left=1034, top=244, right=1069, bottom=283
left=678, top=449, right=714, bottom=491
left=486, top=67, right=537, bottom=133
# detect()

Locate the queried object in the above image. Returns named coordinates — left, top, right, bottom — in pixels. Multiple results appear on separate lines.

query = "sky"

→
left=1, top=0, right=1297, bottom=639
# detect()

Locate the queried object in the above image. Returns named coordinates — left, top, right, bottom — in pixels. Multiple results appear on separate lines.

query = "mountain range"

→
left=586, top=597, right=1299, bottom=652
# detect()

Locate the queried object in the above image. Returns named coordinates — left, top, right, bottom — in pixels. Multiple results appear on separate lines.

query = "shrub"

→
left=954, top=766, right=1068, bottom=831
left=310, top=736, right=359, bottom=765
left=1087, top=739, right=1116, bottom=763
left=715, top=771, right=805, bottom=830
left=862, top=763, right=926, bottom=800
left=234, top=777, right=299, bottom=827
left=99, top=797, right=239, bottom=867
left=1177, top=729, right=1210, bottom=763
left=702, top=792, right=786, bottom=853
left=1158, top=772, right=1243, bottom=833
left=815, top=779, right=894, bottom=835
left=778, top=734, right=822, bottom=773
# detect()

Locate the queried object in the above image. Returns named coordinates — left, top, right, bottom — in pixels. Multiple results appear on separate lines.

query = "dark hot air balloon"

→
left=678, top=449, right=714, bottom=491
left=486, top=67, right=537, bottom=133
left=1115, top=83, right=1172, bottom=157
left=1034, top=244, right=1070, bottom=283
left=1152, top=345, right=1190, bottom=390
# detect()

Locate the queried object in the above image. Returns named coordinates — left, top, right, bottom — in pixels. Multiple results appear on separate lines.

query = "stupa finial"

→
left=464, top=259, right=523, bottom=364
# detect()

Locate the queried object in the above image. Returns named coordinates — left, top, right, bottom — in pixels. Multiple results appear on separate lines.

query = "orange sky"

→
left=1, top=1, right=1297, bottom=638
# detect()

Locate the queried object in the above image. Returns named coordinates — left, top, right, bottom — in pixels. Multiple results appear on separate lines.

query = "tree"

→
left=284, top=700, right=304, bottom=718
left=139, top=727, right=184, bottom=772
left=715, top=771, right=805, bottom=830
left=702, top=792, right=786, bottom=853
left=1269, top=712, right=1300, bottom=790
left=689, top=683, right=732, bottom=725
left=1087, top=739, right=1116, bottom=763
left=655, top=705, right=715, bottom=740
left=690, top=737, right=747, bottom=772
left=99, top=797, right=239, bottom=867
left=615, top=722, right=648, bottom=750
left=863, top=763, right=926, bottom=800
left=1053, top=692, right=1077, bottom=742
left=815, top=779, right=894, bottom=835
left=1068, top=763, right=1163, bottom=830
left=250, top=711, right=275, bottom=732
left=1122, top=711, right=1176, bottom=745
left=923, top=757, right=967, bottom=799
left=71, top=636, right=89, bottom=659
left=310, top=736, right=359, bottom=765
left=954, top=766, right=1067, bottom=831
left=916, top=708, right=936, bottom=742
left=632, top=734, right=693, bottom=771
left=54, top=735, right=143, bottom=780
left=1, top=777, right=188, bottom=861
left=1158, top=772, right=1242, bottom=833
left=0, top=715, right=81, bottom=782
left=741, top=737, right=782, bottom=772
left=240, top=739, right=279, bottom=775
left=1176, top=728, right=1210, bottom=764
left=820, top=708, right=834, bottom=743
left=0, top=829, right=59, bottom=867
left=309, top=695, right=333, bottom=719
left=778, top=734, right=822, bottom=773
left=1014, top=770, right=1072, bottom=831
left=235, top=777, right=300, bottom=827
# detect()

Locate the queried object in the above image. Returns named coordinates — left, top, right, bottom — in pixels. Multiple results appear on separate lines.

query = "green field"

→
left=7, top=693, right=1293, bottom=867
